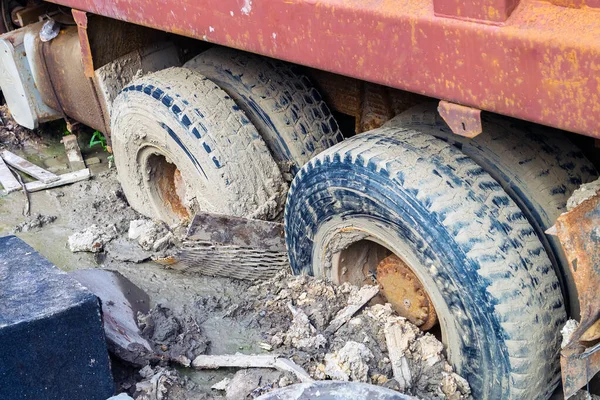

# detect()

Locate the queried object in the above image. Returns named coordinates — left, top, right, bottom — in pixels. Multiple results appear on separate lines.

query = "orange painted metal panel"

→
left=46, top=0, right=600, bottom=138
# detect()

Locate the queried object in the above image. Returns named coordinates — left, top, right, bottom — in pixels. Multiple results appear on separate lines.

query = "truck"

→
left=0, top=0, right=599, bottom=398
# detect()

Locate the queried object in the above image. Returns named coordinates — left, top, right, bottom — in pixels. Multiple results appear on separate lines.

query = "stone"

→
left=212, top=377, right=231, bottom=391
left=324, top=341, right=374, bottom=382
left=68, top=224, right=117, bottom=252
left=128, top=219, right=164, bottom=251
left=226, top=368, right=280, bottom=400
left=70, top=269, right=155, bottom=366
left=84, top=156, right=102, bottom=166
left=0, top=236, right=113, bottom=400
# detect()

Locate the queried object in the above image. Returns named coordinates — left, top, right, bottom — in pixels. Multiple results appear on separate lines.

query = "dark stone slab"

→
left=0, top=235, right=114, bottom=400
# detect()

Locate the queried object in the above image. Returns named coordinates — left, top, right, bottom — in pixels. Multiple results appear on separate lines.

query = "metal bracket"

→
left=71, top=10, right=94, bottom=78
left=555, top=190, right=600, bottom=398
left=437, top=101, right=482, bottom=138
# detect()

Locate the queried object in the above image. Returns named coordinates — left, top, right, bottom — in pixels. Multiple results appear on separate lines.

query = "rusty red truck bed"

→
left=48, top=0, right=600, bottom=138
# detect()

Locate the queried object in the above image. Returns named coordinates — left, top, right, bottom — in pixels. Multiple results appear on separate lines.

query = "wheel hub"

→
left=376, top=254, right=438, bottom=330
left=151, top=153, right=191, bottom=220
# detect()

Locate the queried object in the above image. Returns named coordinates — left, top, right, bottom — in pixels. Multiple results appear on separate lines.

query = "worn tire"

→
left=285, top=128, right=566, bottom=400
left=111, top=67, right=287, bottom=224
left=184, top=47, right=344, bottom=178
left=387, top=103, right=598, bottom=317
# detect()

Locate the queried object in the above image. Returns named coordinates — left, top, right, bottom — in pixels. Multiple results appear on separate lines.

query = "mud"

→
left=139, top=305, right=209, bottom=366
left=12, top=213, right=56, bottom=232
left=1, top=130, right=583, bottom=400
left=567, top=177, right=600, bottom=210
left=134, top=365, right=208, bottom=400
left=0, top=105, right=42, bottom=149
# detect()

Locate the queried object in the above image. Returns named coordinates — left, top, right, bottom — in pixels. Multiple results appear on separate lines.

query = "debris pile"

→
left=0, top=105, right=41, bottom=148
left=53, top=170, right=471, bottom=399
left=230, top=273, right=472, bottom=399
left=12, top=213, right=56, bottom=232
left=138, top=305, right=209, bottom=367
left=102, top=269, right=471, bottom=399
left=68, top=214, right=176, bottom=259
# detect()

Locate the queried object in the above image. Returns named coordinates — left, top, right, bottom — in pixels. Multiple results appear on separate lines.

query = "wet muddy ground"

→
left=0, top=106, right=596, bottom=399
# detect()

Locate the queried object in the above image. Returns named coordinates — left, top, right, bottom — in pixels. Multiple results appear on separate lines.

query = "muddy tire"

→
left=184, top=47, right=344, bottom=178
left=285, top=128, right=566, bottom=400
left=387, top=103, right=597, bottom=317
left=110, top=67, right=287, bottom=224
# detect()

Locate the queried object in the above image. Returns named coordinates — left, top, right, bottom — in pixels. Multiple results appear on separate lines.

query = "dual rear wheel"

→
left=110, top=48, right=596, bottom=400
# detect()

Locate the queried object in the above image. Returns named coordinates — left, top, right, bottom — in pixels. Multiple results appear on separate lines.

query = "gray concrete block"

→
left=0, top=235, right=114, bottom=400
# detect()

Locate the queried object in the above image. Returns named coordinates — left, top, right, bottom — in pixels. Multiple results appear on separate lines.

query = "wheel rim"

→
left=376, top=254, right=438, bottom=330
left=332, top=236, right=439, bottom=331
left=314, top=220, right=449, bottom=342
left=138, top=146, right=201, bottom=224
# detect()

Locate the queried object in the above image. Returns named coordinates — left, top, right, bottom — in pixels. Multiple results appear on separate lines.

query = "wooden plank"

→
left=0, top=156, right=21, bottom=193
left=325, top=285, right=379, bottom=335
left=0, top=150, right=59, bottom=184
left=61, top=135, right=86, bottom=171
left=192, top=354, right=280, bottom=370
left=25, top=169, right=90, bottom=192
left=385, top=322, right=413, bottom=392
left=274, top=358, right=313, bottom=383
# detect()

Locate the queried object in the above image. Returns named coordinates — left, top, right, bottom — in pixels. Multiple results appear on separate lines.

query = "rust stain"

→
left=376, top=254, right=438, bottom=331
left=42, top=0, right=600, bottom=138
left=438, top=100, right=482, bottom=138
left=556, top=191, right=600, bottom=398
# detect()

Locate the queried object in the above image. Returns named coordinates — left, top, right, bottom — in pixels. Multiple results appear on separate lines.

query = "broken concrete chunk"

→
left=417, top=334, right=444, bottom=367
left=284, top=303, right=327, bottom=350
left=70, top=269, right=155, bottom=366
left=441, top=374, right=458, bottom=396
left=561, top=319, right=579, bottom=349
left=128, top=218, right=171, bottom=251
left=567, top=178, right=600, bottom=210
left=68, top=224, right=117, bottom=252
left=226, top=368, right=281, bottom=400
left=451, top=372, right=471, bottom=395
left=105, top=237, right=152, bottom=263
left=211, top=377, right=231, bottom=391
left=128, top=219, right=156, bottom=240
left=324, top=341, right=374, bottom=382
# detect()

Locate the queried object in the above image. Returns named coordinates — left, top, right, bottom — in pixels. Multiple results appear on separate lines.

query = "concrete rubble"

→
left=68, top=223, right=118, bottom=252
left=3, top=162, right=474, bottom=399
left=324, top=341, right=374, bottom=382
left=103, top=265, right=472, bottom=399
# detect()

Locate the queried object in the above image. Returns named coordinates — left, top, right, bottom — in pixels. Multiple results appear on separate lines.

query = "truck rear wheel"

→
left=285, top=128, right=566, bottom=399
left=110, top=67, right=287, bottom=224
left=387, top=103, right=598, bottom=317
left=184, top=47, right=344, bottom=178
